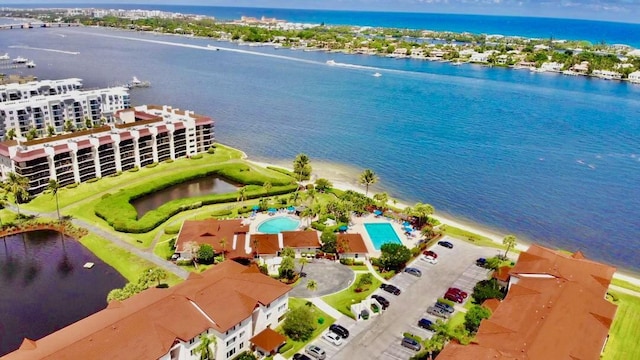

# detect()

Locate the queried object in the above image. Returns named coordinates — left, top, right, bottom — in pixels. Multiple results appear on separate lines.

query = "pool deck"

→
left=241, top=211, right=421, bottom=257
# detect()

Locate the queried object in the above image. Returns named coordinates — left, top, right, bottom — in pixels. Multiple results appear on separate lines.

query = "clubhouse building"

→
left=0, top=104, right=214, bottom=195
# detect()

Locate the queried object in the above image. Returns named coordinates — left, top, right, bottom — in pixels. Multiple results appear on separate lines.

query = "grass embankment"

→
left=602, top=291, right=640, bottom=360
left=611, top=278, right=640, bottom=294
left=280, top=298, right=335, bottom=358
left=441, top=224, right=510, bottom=251
left=322, top=273, right=381, bottom=318
left=95, top=160, right=296, bottom=233
left=80, top=233, right=181, bottom=285
left=23, top=144, right=245, bottom=213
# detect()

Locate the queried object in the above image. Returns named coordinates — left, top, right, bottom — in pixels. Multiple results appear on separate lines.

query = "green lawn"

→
left=79, top=233, right=181, bottom=285
left=611, top=278, right=640, bottom=294
left=602, top=291, right=640, bottom=360
left=441, top=225, right=512, bottom=252
left=280, top=297, right=335, bottom=358
left=447, top=311, right=466, bottom=329
left=322, top=272, right=381, bottom=318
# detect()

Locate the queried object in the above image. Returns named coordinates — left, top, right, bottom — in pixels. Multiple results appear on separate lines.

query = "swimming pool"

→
left=257, top=216, right=301, bottom=234
left=364, top=223, right=403, bottom=250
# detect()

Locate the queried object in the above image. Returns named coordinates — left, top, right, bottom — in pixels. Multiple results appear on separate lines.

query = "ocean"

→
left=0, top=11, right=639, bottom=273
left=9, top=4, right=640, bottom=46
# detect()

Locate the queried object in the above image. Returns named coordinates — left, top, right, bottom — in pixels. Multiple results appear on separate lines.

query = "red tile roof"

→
left=437, top=245, right=617, bottom=360
left=250, top=328, right=286, bottom=353
left=118, top=132, right=132, bottom=142
left=482, top=298, right=501, bottom=313
left=281, top=231, right=320, bottom=249
left=98, top=136, right=113, bottom=145
left=157, top=125, right=169, bottom=133
left=176, top=219, right=250, bottom=259
left=251, top=233, right=281, bottom=255
left=13, top=148, right=46, bottom=162
left=137, top=128, right=151, bottom=137
left=337, top=233, right=368, bottom=254
left=75, top=139, right=92, bottom=150
left=53, top=144, right=70, bottom=154
left=1, top=261, right=291, bottom=360
left=493, top=266, right=511, bottom=282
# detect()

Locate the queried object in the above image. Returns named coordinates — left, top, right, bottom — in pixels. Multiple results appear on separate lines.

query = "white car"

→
left=322, top=331, right=343, bottom=346
left=422, top=255, right=438, bottom=264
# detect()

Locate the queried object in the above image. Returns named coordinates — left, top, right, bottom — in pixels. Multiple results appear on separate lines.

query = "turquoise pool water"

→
left=257, top=217, right=301, bottom=234
left=364, top=223, right=403, bottom=250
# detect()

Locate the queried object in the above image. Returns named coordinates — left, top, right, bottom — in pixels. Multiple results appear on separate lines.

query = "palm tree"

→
left=195, top=334, right=216, bottom=360
left=47, top=179, right=61, bottom=223
left=298, top=257, right=308, bottom=275
left=293, top=153, right=311, bottom=183
left=305, top=187, right=317, bottom=206
left=236, top=186, right=247, bottom=208
left=262, top=181, right=272, bottom=197
left=252, top=237, right=260, bottom=258
left=503, top=234, right=517, bottom=259
left=6, top=172, right=29, bottom=215
left=306, top=279, right=318, bottom=292
left=359, top=169, right=378, bottom=196
left=412, top=202, right=435, bottom=228
left=373, top=192, right=389, bottom=210
left=301, top=207, right=315, bottom=227
left=219, top=237, right=227, bottom=261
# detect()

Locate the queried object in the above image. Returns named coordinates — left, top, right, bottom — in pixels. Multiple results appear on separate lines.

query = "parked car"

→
left=401, top=337, right=422, bottom=351
left=438, top=240, right=454, bottom=248
left=427, top=306, right=450, bottom=319
left=322, top=331, right=343, bottom=346
left=423, top=250, right=438, bottom=258
left=404, top=267, right=422, bottom=277
left=305, top=345, right=326, bottom=360
left=381, top=284, right=401, bottom=295
left=329, top=324, right=350, bottom=339
left=360, top=309, right=370, bottom=320
left=476, top=257, right=487, bottom=267
left=448, top=287, right=468, bottom=298
left=422, top=255, right=438, bottom=264
left=434, top=301, right=455, bottom=313
left=418, top=318, right=434, bottom=330
left=293, top=354, right=313, bottom=360
left=444, top=292, right=464, bottom=304
left=372, top=294, right=390, bottom=309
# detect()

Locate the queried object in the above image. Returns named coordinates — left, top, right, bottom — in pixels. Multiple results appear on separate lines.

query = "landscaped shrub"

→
left=190, top=154, right=203, bottom=160
left=277, top=343, right=293, bottom=354
left=86, top=178, right=99, bottom=183
left=402, top=332, right=423, bottom=343
left=176, top=259, right=193, bottom=266
left=207, top=146, right=216, bottom=154
left=129, top=166, right=139, bottom=172
left=282, top=306, right=316, bottom=341
left=164, top=224, right=181, bottom=234
left=340, top=258, right=355, bottom=266
left=146, top=162, right=159, bottom=168
left=101, top=193, right=111, bottom=199
left=66, top=182, right=79, bottom=189
left=267, top=166, right=295, bottom=177
left=210, top=209, right=233, bottom=217
left=410, top=246, right=422, bottom=257
left=94, top=162, right=297, bottom=233
left=472, top=279, right=506, bottom=304
left=164, top=159, right=174, bottom=163
left=437, top=298, right=456, bottom=308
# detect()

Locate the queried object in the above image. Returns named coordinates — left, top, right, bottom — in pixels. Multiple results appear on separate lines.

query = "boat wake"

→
left=8, top=45, right=79, bottom=55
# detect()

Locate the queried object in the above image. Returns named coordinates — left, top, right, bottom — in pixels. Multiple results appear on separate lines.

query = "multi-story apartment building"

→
left=1, top=261, right=292, bottom=360
left=0, top=86, right=130, bottom=138
left=0, top=78, right=83, bottom=103
left=0, top=104, right=214, bottom=195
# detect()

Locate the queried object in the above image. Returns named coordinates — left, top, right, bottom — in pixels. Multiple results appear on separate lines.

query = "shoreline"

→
left=242, top=151, right=640, bottom=287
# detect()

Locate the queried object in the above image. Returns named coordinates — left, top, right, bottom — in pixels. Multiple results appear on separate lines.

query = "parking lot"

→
left=332, top=236, right=497, bottom=360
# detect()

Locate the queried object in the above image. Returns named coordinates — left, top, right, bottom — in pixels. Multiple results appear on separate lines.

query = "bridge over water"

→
left=0, top=22, right=81, bottom=30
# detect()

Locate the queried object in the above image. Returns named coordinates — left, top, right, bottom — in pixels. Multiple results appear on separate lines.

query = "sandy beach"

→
left=244, top=154, right=640, bottom=287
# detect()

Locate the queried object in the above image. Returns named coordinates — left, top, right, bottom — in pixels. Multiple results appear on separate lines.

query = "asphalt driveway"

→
left=289, top=259, right=355, bottom=298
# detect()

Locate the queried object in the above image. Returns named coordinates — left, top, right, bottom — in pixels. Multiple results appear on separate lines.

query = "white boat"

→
left=326, top=60, right=336, bottom=66
left=83, top=262, right=95, bottom=269
left=12, top=56, right=28, bottom=64
left=373, top=72, right=382, bottom=77
left=26, top=61, right=35, bottom=68
left=452, top=61, right=463, bottom=66
left=0, top=53, right=9, bottom=60
left=206, top=44, right=219, bottom=51
left=127, top=76, right=150, bottom=88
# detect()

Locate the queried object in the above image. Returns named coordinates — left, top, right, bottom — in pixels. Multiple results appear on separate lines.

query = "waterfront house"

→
left=336, top=233, right=368, bottom=260
left=592, top=69, right=623, bottom=80
left=470, top=52, right=490, bottom=63
left=571, top=61, right=590, bottom=73
left=1, top=261, right=291, bottom=360
left=0, top=104, right=214, bottom=195
left=281, top=230, right=321, bottom=257
left=438, top=245, right=617, bottom=359
left=629, top=71, right=640, bottom=83
left=540, top=61, right=563, bottom=72
left=496, top=55, right=509, bottom=65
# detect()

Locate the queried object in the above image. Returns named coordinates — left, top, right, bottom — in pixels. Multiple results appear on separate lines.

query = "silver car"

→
left=427, top=305, right=450, bottom=319
left=305, top=344, right=326, bottom=359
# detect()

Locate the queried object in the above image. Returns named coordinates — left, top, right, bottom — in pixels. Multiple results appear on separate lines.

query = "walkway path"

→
left=609, top=284, right=640, bottom=298
left=306, top=297, right=345, bottom=321
left=365, top=259, right=389, bottom=284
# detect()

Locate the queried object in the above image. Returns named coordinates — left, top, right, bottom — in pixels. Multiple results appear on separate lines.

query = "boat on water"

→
left=126, top=76, right=151, bottom=89
left=12, top=56, right=27, bottom=64
left=26, top=61, right=35, bottom=68
left=326, top=60, right=337, bottom=66
left=206, top=44, right=220, bottom=51
left=0, top=53, right=9, bottom=60
left=373, top=72, right=382, bottom=77
left=452, top=61, right=463, bottom=66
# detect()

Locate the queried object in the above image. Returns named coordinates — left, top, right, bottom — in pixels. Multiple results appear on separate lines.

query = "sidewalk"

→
left=307, top=297, right=345, bottom=321
left=365, top=259, right=389, bottom=284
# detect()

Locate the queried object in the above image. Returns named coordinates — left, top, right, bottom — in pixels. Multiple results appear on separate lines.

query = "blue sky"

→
left=12, top=1, right=640, bottom=23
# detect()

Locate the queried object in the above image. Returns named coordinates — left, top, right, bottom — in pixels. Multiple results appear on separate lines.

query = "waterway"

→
left=0, top=230, right=126, bottom=356
left=131, top=176, right=239, bottom=217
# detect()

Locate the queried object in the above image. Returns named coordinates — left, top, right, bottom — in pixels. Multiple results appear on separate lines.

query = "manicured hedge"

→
left=267, top=166, right=295, bottom=177
left=95, top=161, right=296, bottom=233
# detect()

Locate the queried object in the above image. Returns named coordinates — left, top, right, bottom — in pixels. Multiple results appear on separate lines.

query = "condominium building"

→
left=1, top=261, right=292, bottom=360
left=0, top=104, right=214, bottom=195
left=0, top=78, right=84, bottom=103
left=0, top=85, right=130, bottom=139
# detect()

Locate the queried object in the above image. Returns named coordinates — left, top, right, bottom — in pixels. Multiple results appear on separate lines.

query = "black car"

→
left=329, top=324, right=350, bottom=339
left=372, top=294, right=390, bottom=309
left=418, top=318, right=434, bottom=330
left=438, top=240, right=454, bottom=248
left=293, top=354, right=313, bottom=360
left=476, top=257, right=487, bottom=267
left=380, top=284, right=401, bottom=295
